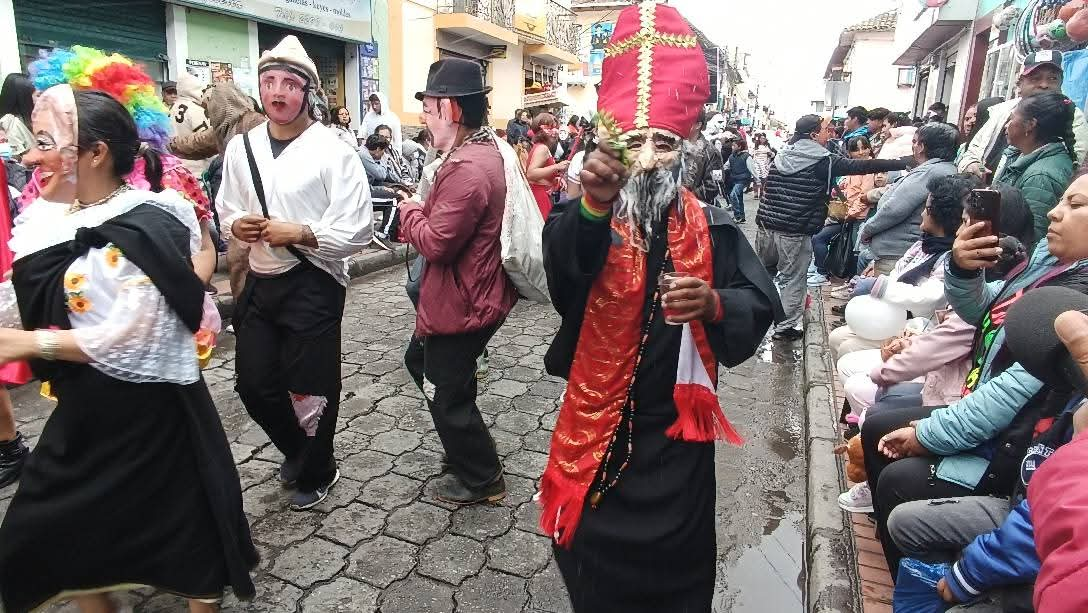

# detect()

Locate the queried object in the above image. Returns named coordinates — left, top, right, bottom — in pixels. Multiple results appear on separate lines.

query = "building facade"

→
left=825, top=9, right=916, bottom=115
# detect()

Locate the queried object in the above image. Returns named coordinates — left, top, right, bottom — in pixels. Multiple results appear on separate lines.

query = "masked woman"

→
left=0, top=85, right=256, bottom=612
left=19, top=46, right=217, bottom=285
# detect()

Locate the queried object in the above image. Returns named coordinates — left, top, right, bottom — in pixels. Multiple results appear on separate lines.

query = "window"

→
left=898, top=67, right=916, bottom=87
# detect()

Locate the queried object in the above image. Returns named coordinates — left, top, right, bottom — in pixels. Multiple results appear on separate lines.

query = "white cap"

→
left=258, top=35, right=320, bottom=89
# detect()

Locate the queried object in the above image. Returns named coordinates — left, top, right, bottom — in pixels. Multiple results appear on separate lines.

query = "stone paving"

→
left=3, top=196, right=808, bottom=613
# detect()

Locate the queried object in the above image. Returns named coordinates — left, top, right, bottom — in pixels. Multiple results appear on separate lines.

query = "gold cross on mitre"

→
left=603, top=1, right=699, bottom=130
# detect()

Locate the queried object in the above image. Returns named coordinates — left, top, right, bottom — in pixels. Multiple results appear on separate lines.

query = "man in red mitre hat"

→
left=537, top=2, right=784, bottom=610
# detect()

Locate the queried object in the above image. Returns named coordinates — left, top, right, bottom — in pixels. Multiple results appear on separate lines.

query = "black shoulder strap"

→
left=242, top=130, right=310, bottom=266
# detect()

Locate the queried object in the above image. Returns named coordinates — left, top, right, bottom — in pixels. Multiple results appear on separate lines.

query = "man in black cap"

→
left=394, top=58, right=517, bottom=504
left=161, top=81, right=178, bottom=108
left=960, top=49, right=1088, bottom=176
left=757, top=113, right=909, bottom=341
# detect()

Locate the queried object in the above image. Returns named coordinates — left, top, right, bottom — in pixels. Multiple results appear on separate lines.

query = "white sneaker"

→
left=837, top=482, right=874, bottom=513
left=830, top=285, right=853, bottom=300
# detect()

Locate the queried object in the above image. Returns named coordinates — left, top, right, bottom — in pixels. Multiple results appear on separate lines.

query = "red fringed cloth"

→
left=539, top=190, right=743, bottom=547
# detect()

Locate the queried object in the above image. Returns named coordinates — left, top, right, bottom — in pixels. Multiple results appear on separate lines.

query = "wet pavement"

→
left=2, top=195, right=806, bottom=612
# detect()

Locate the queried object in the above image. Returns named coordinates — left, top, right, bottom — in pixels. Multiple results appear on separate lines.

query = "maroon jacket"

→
left=1030, top=429, right=1088, bottom=613
left=398, top=140, right=517, bottom=337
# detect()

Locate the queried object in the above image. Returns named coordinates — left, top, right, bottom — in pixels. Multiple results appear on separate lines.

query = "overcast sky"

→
left=668, top=0, right=899, bottom=122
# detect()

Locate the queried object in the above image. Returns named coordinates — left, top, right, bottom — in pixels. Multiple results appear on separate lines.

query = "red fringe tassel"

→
left=668, top=383, right=744, bottom=446
left=538, top=469, right=590, bottom=548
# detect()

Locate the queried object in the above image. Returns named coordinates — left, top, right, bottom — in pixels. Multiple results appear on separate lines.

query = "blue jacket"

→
left=917, top=239, right=1087, bottom=489
left=944, top=399, right=1081, bottom=603
left=945, top=499, right=1038, bottom=603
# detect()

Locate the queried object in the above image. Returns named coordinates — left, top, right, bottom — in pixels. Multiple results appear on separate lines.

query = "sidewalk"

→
left=804, top=285, right=894, bottom=613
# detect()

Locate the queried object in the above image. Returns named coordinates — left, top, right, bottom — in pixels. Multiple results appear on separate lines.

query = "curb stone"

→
left=803, top=289, right=861, bottom=613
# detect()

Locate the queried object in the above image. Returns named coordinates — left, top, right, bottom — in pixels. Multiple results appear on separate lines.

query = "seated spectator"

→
left=375, top=124, right=413, bottom=187
left=855, top=172, right=1088, bottom=575
left=401, top=128, right=432, bottom=184
left=810, top=136, right=876, bottom=285
left=859, top=122, right=959, bottom=275
left=834, top=185, right=1037, bottom=437
left=1029, top=310, right=1088, bottom=613
left=360, top=134, right=405, bottom=241
left=887, top=394, right=1083, bottom=612
left=830, top=173, right=975, bottom=361
left=993, top=92, right=1076, bottom=247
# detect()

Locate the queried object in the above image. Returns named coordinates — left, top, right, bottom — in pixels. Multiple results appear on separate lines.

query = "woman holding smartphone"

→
left=993, top=92, right=1076, bottom=247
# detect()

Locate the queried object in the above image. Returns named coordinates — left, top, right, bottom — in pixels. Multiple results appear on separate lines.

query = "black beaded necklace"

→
left=588, top=232, right=672, bottom=509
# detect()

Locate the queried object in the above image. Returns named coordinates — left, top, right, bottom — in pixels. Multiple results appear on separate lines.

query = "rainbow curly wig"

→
left=28, top=45, right=171, bottom=150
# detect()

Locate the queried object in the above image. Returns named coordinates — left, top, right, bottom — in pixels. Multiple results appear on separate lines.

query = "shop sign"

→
left=514, top=0, right=547, bottom=42
left=173, top=0, right=372, bottom=43
left=186, top=59, right=235, bottom=85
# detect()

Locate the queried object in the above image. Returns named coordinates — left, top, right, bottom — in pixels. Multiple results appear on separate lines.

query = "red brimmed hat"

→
left=596, top=1, right=709, bottom=138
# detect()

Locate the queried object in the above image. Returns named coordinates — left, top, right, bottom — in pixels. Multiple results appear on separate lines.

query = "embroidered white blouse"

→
left=216, top=122, right=374, bottom=286
left=0, top=189, right=204, bottom=385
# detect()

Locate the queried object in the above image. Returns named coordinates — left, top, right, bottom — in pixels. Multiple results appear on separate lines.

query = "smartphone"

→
left=967, top=188, right=1001, bottom=238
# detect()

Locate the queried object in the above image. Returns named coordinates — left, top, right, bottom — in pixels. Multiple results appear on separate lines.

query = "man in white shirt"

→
left=959, top=50, right=1088, bottom=177
left=217, top=35, right=373, bottom=510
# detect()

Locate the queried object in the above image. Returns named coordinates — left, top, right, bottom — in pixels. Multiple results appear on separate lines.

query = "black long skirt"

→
left=553, top=309, right=717, bottom=613
left=0, top=366, right=258, bottom=613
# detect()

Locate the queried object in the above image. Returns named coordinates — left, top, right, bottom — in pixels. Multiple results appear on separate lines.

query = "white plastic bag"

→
left=491, top=130, right=551, bottom=303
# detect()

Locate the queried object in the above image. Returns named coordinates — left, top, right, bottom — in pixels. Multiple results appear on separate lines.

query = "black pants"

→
left=235, top=265, right=346, bottom=491
left=405, top=326, right=501, bottom=490
left=861, top=405, right=974, bottom=577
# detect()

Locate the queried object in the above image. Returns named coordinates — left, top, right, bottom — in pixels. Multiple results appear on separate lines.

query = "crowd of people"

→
left=779, top=48, right=1088, bottom=612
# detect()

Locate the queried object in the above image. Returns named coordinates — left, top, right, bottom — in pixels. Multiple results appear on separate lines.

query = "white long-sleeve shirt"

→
left=216, top=122, right=373, bottom=286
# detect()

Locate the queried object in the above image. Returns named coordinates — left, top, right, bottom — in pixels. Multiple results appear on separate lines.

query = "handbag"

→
left=825, top=221, right=860, bottom=280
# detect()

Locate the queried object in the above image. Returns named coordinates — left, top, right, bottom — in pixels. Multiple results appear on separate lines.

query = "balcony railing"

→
left=437, top=0, right=515, bottom=30
left=546, top=0, right=579, bottom=56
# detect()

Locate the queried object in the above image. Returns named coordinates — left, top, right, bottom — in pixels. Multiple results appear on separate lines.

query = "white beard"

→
left=615, top=159, right=681, bottom=251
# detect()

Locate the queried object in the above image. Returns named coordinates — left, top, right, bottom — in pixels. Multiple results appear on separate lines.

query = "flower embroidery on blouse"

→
left=63, top=272, right=87, bottom=291
left=67, top=294, right=92, bottom=314
left=104, top=245, right=124, bottom=268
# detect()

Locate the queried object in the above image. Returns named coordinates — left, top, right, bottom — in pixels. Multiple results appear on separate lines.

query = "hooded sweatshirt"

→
left=169, top=82, right=266, bottom=161
left=758, top=136, right=908, bottom=235
left=360, top=92, right=402, bottom=149
left=170, top=72, right=211, bottom=175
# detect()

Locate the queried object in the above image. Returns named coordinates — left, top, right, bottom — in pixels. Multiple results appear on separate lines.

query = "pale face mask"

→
left=27, top=84, right=79, bottom=204
left=422, top=97, right=461, bottom=152
left=259, top=68, right=309, bottom=125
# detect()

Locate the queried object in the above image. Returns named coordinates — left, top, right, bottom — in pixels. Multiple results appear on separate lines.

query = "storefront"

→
left=13, top=0, right=169, bottom=81
left=167, top=0, right=373, bottom=126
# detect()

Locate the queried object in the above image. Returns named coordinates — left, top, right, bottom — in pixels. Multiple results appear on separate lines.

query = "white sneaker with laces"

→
left=837, top=482, right=874, bottom=513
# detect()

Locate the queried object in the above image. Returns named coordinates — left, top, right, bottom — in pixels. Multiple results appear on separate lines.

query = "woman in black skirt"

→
left=0, top=86, right=257, bottom=612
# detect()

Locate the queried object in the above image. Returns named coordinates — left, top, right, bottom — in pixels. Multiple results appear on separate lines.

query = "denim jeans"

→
left=811, top=222, right=843, bottom=275
left=727, top=182, right=747, bottom=219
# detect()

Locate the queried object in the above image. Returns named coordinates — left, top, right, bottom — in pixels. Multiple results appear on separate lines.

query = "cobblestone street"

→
left=2, top=198, right=807, bottom=613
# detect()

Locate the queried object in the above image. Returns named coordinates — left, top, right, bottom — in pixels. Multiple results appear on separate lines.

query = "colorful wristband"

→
left=579, top=194, right=612, bottom=222
left=712, top=291, right=725, bottom=323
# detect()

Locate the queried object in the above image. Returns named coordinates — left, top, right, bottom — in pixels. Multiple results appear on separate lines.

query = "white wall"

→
left=0, top=0, right=21, bottom=77
left=490, top=44, right=525, bottom=125
left=401, top=0, right=436, bottom=119
left=944, top=31, right=972, bottom=122
left=844, top=33, right=915, bottom=112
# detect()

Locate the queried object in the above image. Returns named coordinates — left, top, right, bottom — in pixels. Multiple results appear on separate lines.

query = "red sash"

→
left=539, top=190, right=741, bottom=546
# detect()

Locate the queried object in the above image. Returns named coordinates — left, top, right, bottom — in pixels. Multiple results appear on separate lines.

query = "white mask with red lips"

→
left=258, top=66, right=313, bottom=125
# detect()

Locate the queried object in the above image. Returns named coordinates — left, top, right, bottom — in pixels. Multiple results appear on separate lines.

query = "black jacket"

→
left=757, top=138, right=908, bottom=236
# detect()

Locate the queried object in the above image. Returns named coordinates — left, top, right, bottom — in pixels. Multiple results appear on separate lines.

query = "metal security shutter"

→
left=14, top=0, right=168, bottom=81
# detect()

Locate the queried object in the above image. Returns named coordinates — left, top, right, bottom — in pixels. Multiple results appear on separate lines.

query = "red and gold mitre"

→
left=597, top=1, right=710, bottom=139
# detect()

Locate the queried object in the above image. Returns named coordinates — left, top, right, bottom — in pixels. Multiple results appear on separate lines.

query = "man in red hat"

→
left=538, top=2, right=783, bottom=609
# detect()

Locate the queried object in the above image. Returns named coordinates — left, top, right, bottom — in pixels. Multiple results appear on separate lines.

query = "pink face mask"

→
left=29, top=85, right=79, bottom=204
left=259, top=69, right=308, bottom=125
left=422, top=97, right=460, bottom=151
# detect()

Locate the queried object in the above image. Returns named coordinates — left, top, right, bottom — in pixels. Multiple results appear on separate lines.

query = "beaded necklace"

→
left=589, top=237, right=671, bottom=508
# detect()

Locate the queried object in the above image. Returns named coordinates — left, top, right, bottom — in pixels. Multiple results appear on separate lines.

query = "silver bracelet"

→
left=36, top=330, right=59, bottom=361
